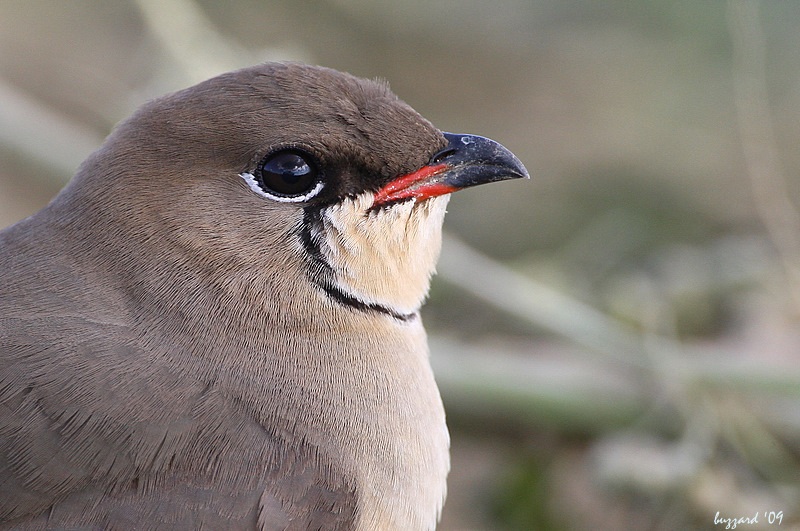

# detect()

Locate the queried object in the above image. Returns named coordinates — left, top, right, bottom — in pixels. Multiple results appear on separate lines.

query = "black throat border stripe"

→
left=320, top=283, right=417, bottom=322
left=299, top=207, right=417, bottom=323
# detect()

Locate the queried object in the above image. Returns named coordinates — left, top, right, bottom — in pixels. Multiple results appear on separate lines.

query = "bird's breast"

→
left=231, top=313, right=450, bottom=531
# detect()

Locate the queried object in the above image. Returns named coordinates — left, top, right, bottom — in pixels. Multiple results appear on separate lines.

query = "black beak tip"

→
left=436, top=132, right=530, bottom=187
left=372, top=132, right=528, bottom=206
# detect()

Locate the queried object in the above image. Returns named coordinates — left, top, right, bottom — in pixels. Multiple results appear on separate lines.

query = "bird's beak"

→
left=373, top=132, right=529, bottom=207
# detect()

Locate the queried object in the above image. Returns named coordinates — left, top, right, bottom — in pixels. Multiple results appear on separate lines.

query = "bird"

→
left=0, top=62, right=528, bottom=530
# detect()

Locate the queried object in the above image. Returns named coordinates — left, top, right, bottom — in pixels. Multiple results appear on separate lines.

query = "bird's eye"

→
left=241, top=149, right=324, bottom=202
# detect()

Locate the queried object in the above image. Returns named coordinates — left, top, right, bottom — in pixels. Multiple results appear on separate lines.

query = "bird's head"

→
left=65, top=63, right=527, bottom=321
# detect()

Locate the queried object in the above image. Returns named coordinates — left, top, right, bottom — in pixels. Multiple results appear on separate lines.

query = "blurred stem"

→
left=717, top=396, right=800, bottom=488
left=0, top=79, right=101, bottom=181
left=134, top=0, right=252, bottom=83
left=727, top=0, right=800, bottom=313
left=438, top=233, right=650, bottom=369
left=435, top=234, right=800, bottom=434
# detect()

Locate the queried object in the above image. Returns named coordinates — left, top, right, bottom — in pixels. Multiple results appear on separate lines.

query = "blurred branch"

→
left=727, top=0, right=800, bottom=313
left=430, top=336, right=646, bottom=433
left=134, top=0, right=263, bottom=84
left=438, top=232, right=652, bottom=368
left=0, top=78, right=103, bottom=181
left=431, top=333, right=800, bottom=435
left=434, top=233, right=800, bottom=438
left=716, top=396, right=800, bottom=489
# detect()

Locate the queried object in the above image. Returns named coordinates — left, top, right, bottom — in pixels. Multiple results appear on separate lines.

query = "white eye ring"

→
left=239, top=172, right=325, bottom=203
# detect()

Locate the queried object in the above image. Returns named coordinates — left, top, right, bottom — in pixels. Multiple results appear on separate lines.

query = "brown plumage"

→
left=0, top=63, right=527, bottom=530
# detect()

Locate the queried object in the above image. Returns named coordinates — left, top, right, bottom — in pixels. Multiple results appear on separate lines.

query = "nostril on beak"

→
left=429, top=147, right=458, bottom=165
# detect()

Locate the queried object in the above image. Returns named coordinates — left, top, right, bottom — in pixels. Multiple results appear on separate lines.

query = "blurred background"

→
left=2, top=1, right=800, bottom=529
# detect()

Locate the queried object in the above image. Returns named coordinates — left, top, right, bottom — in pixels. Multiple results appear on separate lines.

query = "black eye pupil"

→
left=256, top=150, right=319, bottom=197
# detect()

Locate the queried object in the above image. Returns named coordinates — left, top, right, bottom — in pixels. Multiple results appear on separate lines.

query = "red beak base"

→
left=372, top=163, right=455, bottom=206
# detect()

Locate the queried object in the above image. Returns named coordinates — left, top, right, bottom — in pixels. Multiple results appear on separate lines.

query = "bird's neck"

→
left=286, top=317, right=449, bottom=530
left=205, top=309, right=450, bottom=531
